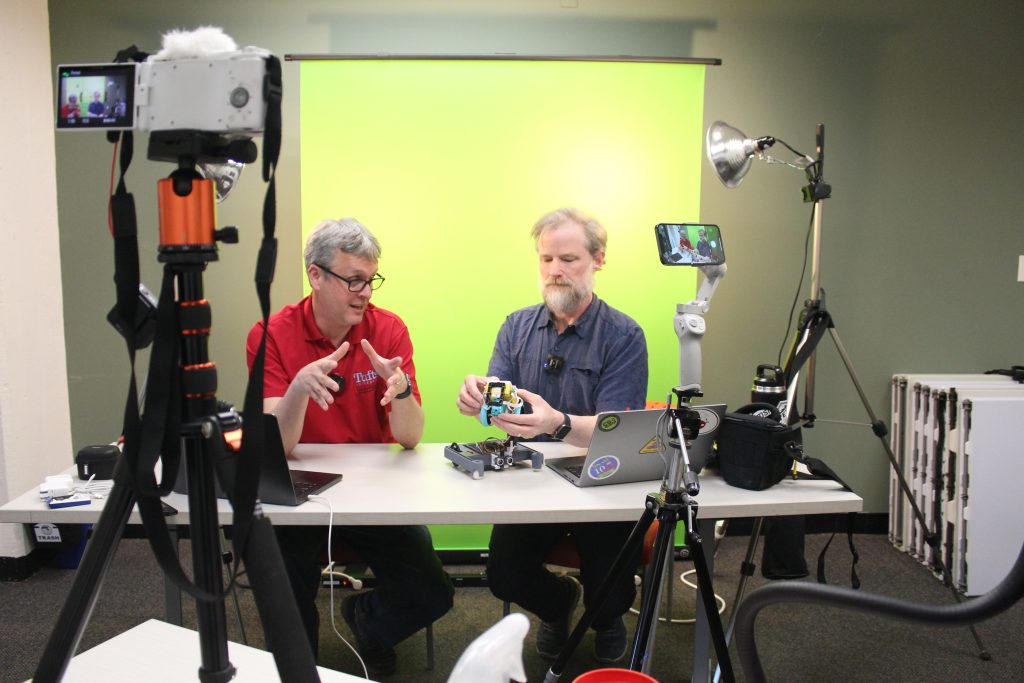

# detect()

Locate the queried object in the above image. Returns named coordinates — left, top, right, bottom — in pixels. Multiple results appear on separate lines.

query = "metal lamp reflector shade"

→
left=198, top=159, right=244, bottom=202
left=705, top=120, right=758, bottom=188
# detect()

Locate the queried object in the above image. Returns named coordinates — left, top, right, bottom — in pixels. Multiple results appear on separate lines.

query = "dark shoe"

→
left=536, top=575, right=582, bottom=660
left=594, top=615, right=628, bottom=663
left=341, top=594, right=397, bottom=677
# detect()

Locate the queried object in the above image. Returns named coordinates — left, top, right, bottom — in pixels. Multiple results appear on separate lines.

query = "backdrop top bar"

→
left=285, top=53, right=721, bottom=65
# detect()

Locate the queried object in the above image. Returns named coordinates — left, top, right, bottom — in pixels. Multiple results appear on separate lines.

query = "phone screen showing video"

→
left=655, top=223, right=725, bottom=265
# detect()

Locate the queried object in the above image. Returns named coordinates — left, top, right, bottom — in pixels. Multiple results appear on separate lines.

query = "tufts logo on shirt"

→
left=352, top=370, right=379, bottom=393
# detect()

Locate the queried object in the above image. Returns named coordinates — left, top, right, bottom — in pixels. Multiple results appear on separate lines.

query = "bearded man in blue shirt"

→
left=457, top=207, right=648, bottom=663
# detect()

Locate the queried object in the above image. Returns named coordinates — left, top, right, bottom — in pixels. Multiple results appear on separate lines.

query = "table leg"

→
left=692, top=518, right=715, bottom=682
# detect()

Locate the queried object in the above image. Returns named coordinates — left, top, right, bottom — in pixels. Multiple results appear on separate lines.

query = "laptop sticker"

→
left=639, top=436, right=664, bottom=454
left=587, top=455, right=621, bottom=480
left=597, top=414, right=620, bottom=431
left=695, top=406, right=721, bottom=433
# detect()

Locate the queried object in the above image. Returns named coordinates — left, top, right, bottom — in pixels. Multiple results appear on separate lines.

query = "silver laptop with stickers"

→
left=546, top=405, right=726, bottom=487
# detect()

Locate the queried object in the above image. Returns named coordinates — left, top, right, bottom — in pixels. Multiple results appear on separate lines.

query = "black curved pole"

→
left=734, top=544, right=1024, bottom=682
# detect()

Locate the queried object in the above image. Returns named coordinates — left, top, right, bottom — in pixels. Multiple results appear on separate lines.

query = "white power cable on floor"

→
left=306, top=494, right=369, bottom=680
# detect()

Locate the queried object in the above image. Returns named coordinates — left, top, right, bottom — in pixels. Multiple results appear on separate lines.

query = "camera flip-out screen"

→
left=56, top=63, right=136, bottom=130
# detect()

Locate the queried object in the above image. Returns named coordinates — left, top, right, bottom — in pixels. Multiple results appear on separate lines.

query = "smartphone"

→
left=655, top=223, right=725, bottom=266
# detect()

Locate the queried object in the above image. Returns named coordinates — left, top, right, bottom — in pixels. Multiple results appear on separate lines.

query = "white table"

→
left=0, top=442, right=861, bottom=525
left=2, top=442, right=861, bottom=682
left=52, top=619, right=364, bottom=682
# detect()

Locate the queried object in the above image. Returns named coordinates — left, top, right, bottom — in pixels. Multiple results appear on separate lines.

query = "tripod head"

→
left=663, top=386, right=703, bottom=497
left=148, top=131, right=255, bottom=264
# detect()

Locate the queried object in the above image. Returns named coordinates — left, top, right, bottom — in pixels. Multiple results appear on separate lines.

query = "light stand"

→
left=706, top=120, right=991, bottom=661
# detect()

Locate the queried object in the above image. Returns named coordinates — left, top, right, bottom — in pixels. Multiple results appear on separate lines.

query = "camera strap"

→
left=104, top=43, right=216, bottom=600
left=786, top=438, right=861, bottom=589
left=231, top=53, right=282, bottom=567
left=109, top=129, right=223, bottom=602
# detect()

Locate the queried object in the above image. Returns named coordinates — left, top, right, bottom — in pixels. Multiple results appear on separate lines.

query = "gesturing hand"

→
left=361, top=339, right=410, bottom=406
left=293, top=342, right=350, bottom=410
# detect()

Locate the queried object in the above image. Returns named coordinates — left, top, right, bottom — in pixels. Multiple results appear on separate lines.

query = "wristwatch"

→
left=394, top=373, right=413, bottom=400
left=551, top=412, right=572, bottom=440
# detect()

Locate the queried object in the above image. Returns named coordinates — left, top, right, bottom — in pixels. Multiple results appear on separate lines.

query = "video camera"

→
left=56, top=47, right=271, bottom=135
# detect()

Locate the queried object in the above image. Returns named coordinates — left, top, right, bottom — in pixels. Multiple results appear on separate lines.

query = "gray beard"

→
left=543, top=283, right=588, bottom=315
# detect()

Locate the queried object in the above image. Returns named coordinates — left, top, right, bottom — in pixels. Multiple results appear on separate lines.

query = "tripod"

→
left=714, top=124, right=990, bottom=669
left=33, top=132, right=320, bottom=682
left=544, top=388, right=735, bottom=682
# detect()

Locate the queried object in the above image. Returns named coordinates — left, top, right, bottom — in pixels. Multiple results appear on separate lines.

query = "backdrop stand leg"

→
left=783, top=294, right=990, bottom=660
left=713, top=516, right=765, bottom=682
left=825, top=324, right=991, bottom=660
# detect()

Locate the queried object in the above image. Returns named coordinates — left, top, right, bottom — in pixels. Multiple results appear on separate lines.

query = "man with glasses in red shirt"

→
left=246, top=217, right=452, bottom=676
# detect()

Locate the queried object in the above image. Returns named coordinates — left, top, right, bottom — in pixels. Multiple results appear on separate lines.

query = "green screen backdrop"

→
left=298, top=57, right=707, bottom=549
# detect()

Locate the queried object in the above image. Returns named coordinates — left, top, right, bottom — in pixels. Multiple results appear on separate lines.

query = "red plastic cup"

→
left=573, top=669, right=659, bottom=683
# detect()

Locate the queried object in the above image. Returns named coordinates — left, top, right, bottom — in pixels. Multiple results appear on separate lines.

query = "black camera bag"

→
left=716, top=402, right=862, bottom=587
left=716, top=403, right=801, bottom=491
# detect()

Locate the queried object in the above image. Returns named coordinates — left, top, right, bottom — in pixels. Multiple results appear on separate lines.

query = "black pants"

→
left=274, top=524, right=453, bottom=654
left=487, top=521, right=639, bottom=631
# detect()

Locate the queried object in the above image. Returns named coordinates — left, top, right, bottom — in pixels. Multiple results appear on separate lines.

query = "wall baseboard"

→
left=722, top=512, right=887, bottom=536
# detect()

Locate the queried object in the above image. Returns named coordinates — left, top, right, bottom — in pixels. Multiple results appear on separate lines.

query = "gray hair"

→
left=530, top=207, right=607, bottom=258
left=303, top=217, right=381, bottom=269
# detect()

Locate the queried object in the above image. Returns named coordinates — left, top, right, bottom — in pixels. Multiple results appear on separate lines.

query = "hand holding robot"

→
left=478, top=380, right=524, bottom=427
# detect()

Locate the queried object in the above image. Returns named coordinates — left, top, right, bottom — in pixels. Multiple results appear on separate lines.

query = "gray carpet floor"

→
left=2, top=532, right=1022, bottom=682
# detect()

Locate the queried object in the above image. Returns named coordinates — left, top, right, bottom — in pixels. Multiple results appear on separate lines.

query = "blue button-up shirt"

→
left=487, top=294, right=648, bottom=416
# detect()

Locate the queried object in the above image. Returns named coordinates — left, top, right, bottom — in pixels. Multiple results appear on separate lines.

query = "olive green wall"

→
left=48, top=1, right=1024, bottom=514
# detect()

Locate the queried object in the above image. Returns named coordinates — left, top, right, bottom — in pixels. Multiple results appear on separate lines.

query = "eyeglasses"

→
left=315, top=263, right=385, bottom=292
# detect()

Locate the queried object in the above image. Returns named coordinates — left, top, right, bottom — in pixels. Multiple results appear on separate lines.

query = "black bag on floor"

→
left=762, top=516, right=809, bottom=579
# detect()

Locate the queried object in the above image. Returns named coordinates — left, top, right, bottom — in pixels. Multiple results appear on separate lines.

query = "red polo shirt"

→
left=245, top=296, right=420, bottom=444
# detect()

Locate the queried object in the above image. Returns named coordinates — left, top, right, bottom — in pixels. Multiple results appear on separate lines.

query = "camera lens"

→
left=230, top=86, right=250, bottom=108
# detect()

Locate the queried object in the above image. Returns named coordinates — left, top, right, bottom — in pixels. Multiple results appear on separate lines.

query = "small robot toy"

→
left=479, top=380, right=524, bottom=426
left=444, top=439, right=544, bottom=479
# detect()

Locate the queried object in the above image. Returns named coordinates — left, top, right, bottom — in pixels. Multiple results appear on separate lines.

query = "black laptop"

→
left=171, top=415, right=342, bottom=506
left=258, top=416, right=343, bottom=506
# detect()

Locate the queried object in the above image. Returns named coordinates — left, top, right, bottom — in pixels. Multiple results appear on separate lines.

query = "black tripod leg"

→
left=688, top=519, right=735, bottom=683
left=630, top=509, right=677, bottom=671
left=826, top=326, right=991, bottom=659
left=544, top=503, right=657, bottom=683
left=33, top=457, right=136, bottom=683
left=184, top=435, right=234, bottom=683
